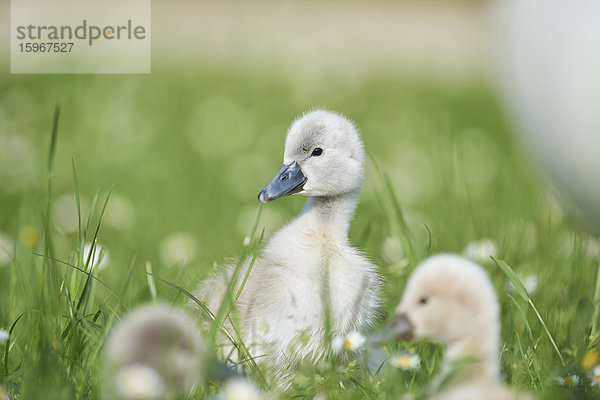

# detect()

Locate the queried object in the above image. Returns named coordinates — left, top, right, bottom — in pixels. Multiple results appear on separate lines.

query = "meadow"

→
left=1, top=67, right=599, bottom=399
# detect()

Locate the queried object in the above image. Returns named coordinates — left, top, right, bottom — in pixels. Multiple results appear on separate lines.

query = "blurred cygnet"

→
left=104, top=303, right=207, bottom=399
left=386, top=254, right=534, bottom=400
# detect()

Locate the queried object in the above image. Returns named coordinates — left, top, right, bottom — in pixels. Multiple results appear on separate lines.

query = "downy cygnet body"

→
left=196, top=110, right=382, bottom=384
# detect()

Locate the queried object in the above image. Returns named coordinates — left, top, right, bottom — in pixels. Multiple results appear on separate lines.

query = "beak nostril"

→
left=258, top=161, right=305, bottom=204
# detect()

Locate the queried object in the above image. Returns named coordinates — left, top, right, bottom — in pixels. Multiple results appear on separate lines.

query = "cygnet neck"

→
left=299, top=189, right=360, bottom=239
left=442, top=325, right=501, bottom=385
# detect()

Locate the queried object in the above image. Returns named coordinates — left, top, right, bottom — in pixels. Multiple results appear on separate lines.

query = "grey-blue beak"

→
left=258, top=161, right=306, bottom=203
left=371, top=313, right=414, bottom=346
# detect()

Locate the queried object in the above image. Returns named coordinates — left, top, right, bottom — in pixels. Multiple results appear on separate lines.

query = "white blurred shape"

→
left=83, top=242, right=110, bottom=271
left=494, top=0, right=600, bottom=231
left=114, top=363, right=165, bottom=400
left=508, top=273, right=538, bottom=296
left=0, top=329, right=10, bottom=343
left=105, top=194, right=135, bottom=230
left=523, top=274, right=538, bottom=295
left=159, top=232, right=197, bottom=267
left=217, top=378, right=262, bottom=400
left=104, top=304, right=207, bottom=398
left=587, top=237, right=600, bottom=259
left=381, top=236, right=404, bottom=264
left=389, top=352, right=421, bottom=370
left=463, top=238, right=497, bottom=264
left=0, top=232, right=14, bottom=267
left=0, top=134, right=35, bottom=194
left=53, top=193, right=83, bottom=233
left=331, top=331, right=366, bottom=354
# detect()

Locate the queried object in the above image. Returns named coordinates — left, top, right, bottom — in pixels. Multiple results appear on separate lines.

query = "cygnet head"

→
left=390, top=254, right=500, bottom=346
left=258, top=110, right=364, bottom=203
left=104, top=304, right=207, bottom=399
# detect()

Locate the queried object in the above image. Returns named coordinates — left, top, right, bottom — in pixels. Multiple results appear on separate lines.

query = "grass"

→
left=0, top=68, right=599, bottom=399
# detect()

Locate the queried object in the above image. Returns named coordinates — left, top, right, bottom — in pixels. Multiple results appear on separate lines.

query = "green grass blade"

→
left=235, top=228, right=265, bottom=301
left=48, top=99, right=61, bottom=173
left=513, top=329, right=539, bottom=387
left=83, top=190, right=100, bottom=256
left=528, top=298, right=565, bottom=366
left=71, top=158, right=83, bottom=267
left=119, top=256, right=137, bottom=298
left=41, top=99, right=62, bottom=294
left=32, top=252, right=125, bottom=306
left=423, top=223, right=432, bottom=256
left=77, top=189, right=112, bottom=312
left=149, top=273, right=217, bottom=320
left=209, top=206, right=262, bottom=340
left=148, top=273, right=239, bottom=349
left=61, top=275, right=75, bottom=320
left=507, top=293, right=535, bottom=344
left=320, top=256, right=333, bottom=349
left=2, top=313, right=25, bottom=375
left=145, top=261, right=158, bottom=301
left=225, top=314, right=269, bottom=387
left=494, top=257, right=565, bottom=366
left=591, top=251, right=600, bottom=337
left=493, top=257, right=529, bottom=302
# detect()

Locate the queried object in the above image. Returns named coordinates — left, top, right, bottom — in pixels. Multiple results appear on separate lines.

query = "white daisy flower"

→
left=508, top=273, right=538, bottom=296
left=556, top=374, right=579, bottom=386
left=382, top=236, right=404, bottom=264
left=83, top=242, right=110, bottom=271
left=332, top=331, right=366, bottom=353
left=52, top=193, right=82, bottom=233
left=159, top=232, right=197, bottom=267
left=0, top=232, right=14, bottom=267
left=343, top=332, right=366, bottom=351
left=217, top=378, right=262, bottom=400
left=463, top=239, right=497, bottom=264
left=589, top=365, right=600, bottom=386
left=389, top=352, right=421, bottom=370
left=522, top=274, right=538, bottom=295
left=115, top=363, right=165, bottom=399
left=0, top=329, right=10, bottom=343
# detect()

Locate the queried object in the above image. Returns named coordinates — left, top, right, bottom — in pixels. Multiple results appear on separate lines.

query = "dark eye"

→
left=311, top=147, right=323, bottom=157
left=419, top=297, right=428, bottom=305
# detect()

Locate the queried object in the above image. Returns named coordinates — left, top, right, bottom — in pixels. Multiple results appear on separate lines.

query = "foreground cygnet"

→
left=388, top=254, right=534, bottom=400
left=104, top=304, right=207, bottom=399
left=196, top=110, right=381, bottom=383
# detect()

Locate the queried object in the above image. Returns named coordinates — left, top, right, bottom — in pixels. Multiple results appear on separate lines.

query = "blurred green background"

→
left=1, top=1, right=599, bottom=399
